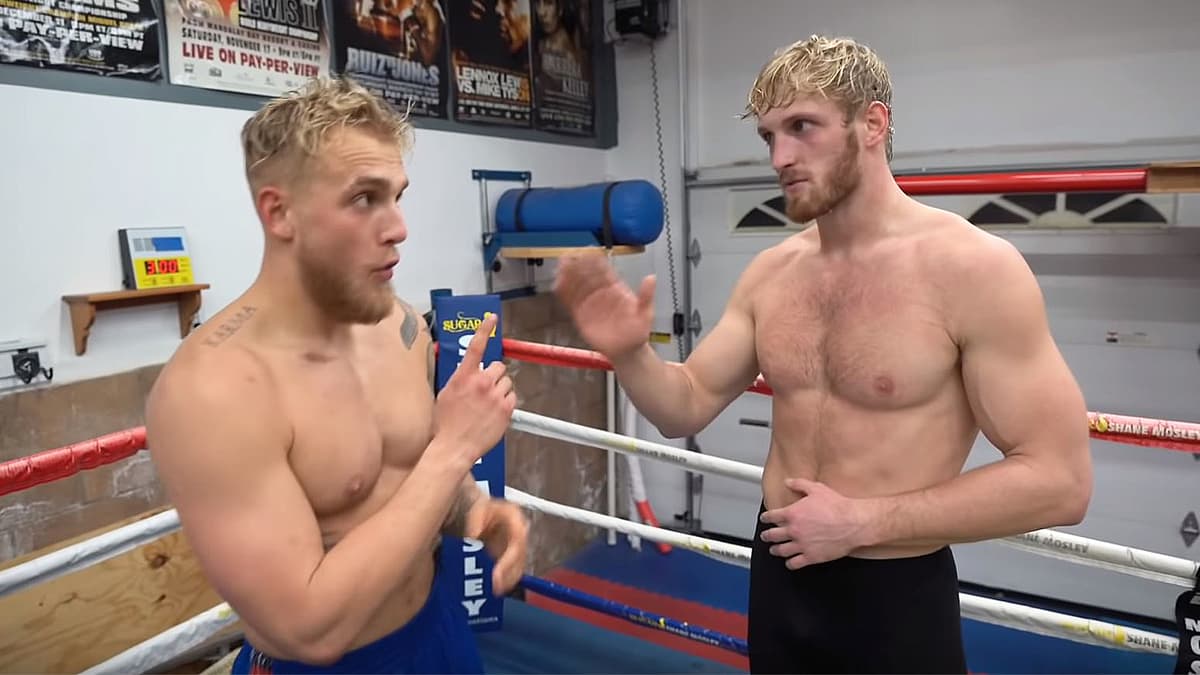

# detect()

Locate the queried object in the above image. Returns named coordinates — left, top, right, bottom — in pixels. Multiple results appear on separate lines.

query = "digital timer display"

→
left=144, top=258, right=182, bottom=276
left=119, top=227, right=195, bottom=290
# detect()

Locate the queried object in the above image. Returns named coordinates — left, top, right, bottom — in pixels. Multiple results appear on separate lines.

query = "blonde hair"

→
left=744, top=35, right=894, bottom=160
left=241, top=76, right=414, bottom=189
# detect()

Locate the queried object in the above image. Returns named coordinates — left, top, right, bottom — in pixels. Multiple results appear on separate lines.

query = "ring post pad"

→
left=433, top=292, right=506, bottom=633
left=1173, top=575, right=1200, bottom=673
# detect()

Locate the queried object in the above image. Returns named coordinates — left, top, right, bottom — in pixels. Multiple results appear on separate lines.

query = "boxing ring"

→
left=1, top=330, right=1199, bottom=673
left=3, top=161, right=1200, bottom=673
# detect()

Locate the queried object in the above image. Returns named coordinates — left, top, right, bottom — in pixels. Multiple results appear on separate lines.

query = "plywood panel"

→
left=0, top=509, right=239, bottom=673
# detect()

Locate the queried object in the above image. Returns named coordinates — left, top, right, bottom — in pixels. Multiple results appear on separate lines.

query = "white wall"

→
left=687, top=0, right=1200, bottom=173
left=0, top=83, right=607, bottom=388
left=603, top=0, right=1200, bottom=621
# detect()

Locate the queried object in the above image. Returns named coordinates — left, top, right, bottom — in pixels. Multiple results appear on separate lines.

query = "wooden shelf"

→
left=500, top=245, right=645, bottom=259
left=62, top=284, right=210, bottom=356
left=1147, top=161, right=1200, bottom=193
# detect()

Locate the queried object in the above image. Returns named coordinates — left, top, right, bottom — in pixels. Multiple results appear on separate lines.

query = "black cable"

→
left=648, top=38, right=684, bottom=364
left=650, top=30, right=701, bottom=532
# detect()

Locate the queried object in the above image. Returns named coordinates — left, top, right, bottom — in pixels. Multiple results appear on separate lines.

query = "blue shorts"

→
left=231, top=567, right=484, bottom=674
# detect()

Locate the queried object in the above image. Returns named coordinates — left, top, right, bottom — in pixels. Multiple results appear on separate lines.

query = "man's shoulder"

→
left=744, top=231, right=812, bottom=276
left=912, top=207, right=1041, bottom=337
left=915, top=206, right=1026, bottom=279
left=149, top=336, right=278, bottom=436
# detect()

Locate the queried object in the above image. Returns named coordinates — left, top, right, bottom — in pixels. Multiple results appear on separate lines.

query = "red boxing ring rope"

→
left=895, top=168, right=1149, bottom=195
left=5, top=336, right=1199, bottom=497
left=0, top=428, right=146, bottom=498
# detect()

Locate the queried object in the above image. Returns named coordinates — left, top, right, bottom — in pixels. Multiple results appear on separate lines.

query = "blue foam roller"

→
left=494, top=180, right=664, bottom=246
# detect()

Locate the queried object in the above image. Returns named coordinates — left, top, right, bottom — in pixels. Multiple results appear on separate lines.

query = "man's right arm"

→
left=145, top=354, right=469, bottom=665
left=612, top=253, right=769, bottom=439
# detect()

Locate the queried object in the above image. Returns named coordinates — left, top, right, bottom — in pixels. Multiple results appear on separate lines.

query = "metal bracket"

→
left=473, top=169, right=532, bottom=182
left=475, top=168, right=533, bottom=292
left=683, top=436, right=704, bottom=533
left=689, top=309, right=703, bottom=336
left=1182, top=511, right=1199, bottom=548
left=688, top=238, right=701, bottom=267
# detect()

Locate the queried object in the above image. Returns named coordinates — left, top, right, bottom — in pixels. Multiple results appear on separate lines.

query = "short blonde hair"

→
left=745, top=35, right=894, bottom=160
left=241, top=76, right=414, bottom=189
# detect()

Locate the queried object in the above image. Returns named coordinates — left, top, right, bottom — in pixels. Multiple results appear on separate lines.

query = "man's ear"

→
left=256, top=184, right=295, bottom=241
left=863, top=101, right=891, bottom=155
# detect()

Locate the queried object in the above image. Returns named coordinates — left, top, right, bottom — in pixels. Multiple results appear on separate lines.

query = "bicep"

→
left=147, top=370, right=325, bottom=639
left=681, top=276, right=762, bottom=411
left=958, top=246, right=1088, bottom=457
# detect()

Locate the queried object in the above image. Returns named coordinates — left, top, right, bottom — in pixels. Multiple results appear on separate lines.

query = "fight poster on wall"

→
left=333, top=0, right=449, bottom=119
left=447, top=0, right=532, bottom=127
left=433, top=292, right=506, bottom=632
left=163, top=0, right=330, bottom=96
left=0, top=0, right=161, bottom=79
left=531, top=0, right=593, bottom=136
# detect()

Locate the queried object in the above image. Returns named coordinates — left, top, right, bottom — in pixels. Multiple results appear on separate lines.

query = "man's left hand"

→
left=759, top=478, right=873, bottom=570
left=464, top=499, right=529, bottom=595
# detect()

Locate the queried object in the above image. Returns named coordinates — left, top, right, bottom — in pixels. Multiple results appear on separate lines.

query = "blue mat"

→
left=477, top=599, right=739, bottom=674
left=962, top=619, right=1175, bottom=674
left=559, top=538, right=748, bottom=613
left=478, top=593, right=1176, bottom=674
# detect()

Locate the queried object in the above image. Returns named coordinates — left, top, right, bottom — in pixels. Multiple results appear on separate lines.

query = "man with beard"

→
left=145, top=76, right=525, bottom=674
left=552, top=35, right=1092, bottom=674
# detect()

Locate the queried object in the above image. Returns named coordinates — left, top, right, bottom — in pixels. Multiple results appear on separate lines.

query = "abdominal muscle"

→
left=760, top=388, right=978, bottom=560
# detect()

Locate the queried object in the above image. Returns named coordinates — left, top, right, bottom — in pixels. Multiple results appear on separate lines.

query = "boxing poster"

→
left=433, top=293, right=506, bottom=633
left=333, top=0, right=449, bottom=119
left=447, top=0, right=532, bottom=127
left=0, top=0, right=161, bottom=79
left=163, top=0, right=330, bottom=96
left=531, top=0, right=593, bottom=136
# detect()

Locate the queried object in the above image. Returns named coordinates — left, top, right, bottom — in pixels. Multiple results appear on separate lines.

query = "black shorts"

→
left=748, top=503, right=967, bottom=674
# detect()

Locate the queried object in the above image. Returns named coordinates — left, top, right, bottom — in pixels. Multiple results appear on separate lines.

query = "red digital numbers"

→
left=142, top=258, right=181, bottom=276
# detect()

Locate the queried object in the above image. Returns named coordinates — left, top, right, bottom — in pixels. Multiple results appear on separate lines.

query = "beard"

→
left=784, top=129, right=861, bottom=224
left=296, top=241, right=394, bottom=325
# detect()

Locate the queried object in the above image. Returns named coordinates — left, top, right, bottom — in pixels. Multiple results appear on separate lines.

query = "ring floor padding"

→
left=476, top=597, right=736, bottom=673
left=532, top=536, right=1178, bottom=674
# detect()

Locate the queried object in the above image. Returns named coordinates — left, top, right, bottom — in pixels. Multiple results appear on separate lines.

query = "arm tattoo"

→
left=427, top=338, right=436, bottom=392
left=400, top=304, right=419, bottom=350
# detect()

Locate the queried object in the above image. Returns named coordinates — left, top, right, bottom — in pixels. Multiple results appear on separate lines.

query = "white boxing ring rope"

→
left=512, top=409, right=764, bottom=483
left=82, top=602, right=238, bottom=675
left=505, top=487, right=1179, bottom=657
left=4, top=407, right=1193, bottom=672
left=513, top=409, right=1200, bottom=589
left=0, top=506, right=180, bottom=598
left=507, top=487, right=751, bottom=562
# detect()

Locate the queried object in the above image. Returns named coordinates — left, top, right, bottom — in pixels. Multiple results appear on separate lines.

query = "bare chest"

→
left=754, top=265, right=958, bottom=408
left=279, top=354, right=434, bottom=521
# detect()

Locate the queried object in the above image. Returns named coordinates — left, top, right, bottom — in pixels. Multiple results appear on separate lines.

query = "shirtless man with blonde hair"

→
left=554, top=35, right=1093, bottom=673
left=146, top=76, right=526, bottom=674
